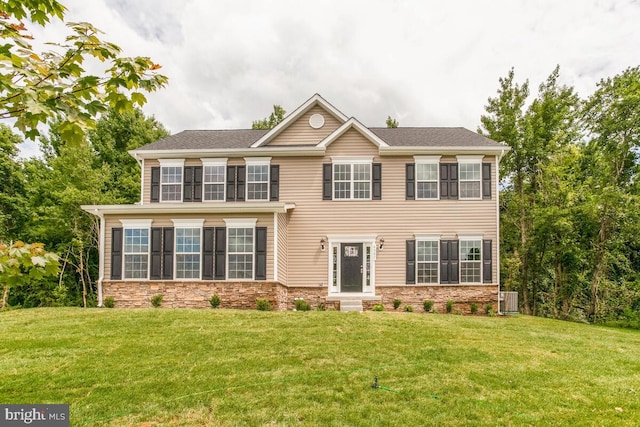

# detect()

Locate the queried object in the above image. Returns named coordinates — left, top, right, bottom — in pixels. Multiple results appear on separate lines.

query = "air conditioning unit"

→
left=499, top=291, right=518, bottom=314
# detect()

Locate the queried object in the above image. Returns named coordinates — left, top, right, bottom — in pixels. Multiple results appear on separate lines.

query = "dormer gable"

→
left=251, top=94, right=348, bottom=147
left=317, top=117, right=389, bottom=149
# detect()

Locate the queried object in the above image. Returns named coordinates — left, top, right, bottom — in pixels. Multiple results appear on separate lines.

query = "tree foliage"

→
left=0, top=0, right=168, bottom=144
left=386, top=116, right=399, bottom=128
left=252, top=104, right=285, bottom=129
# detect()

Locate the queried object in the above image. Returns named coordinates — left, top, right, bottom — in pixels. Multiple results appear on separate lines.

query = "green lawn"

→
left=1, top=308, right=639, bottom=426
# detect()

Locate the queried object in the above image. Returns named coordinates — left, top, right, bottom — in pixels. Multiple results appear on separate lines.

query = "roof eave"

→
left=129, top=147, right=327, bottom=159
left=81, top=202, right=297, bottom=216
left=378, top=145, right=511, bottom=156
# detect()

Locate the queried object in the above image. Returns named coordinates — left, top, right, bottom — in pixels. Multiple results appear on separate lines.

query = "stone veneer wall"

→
left=103, top=281, right=497, bottom=313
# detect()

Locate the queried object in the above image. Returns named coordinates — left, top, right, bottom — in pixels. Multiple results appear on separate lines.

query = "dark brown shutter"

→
left=150, top=227, right=162, bottom=280
left=183, top=166, right=194, bottom=202
left=110, top=227, right=123, bottom=280
left=372, top=163, right=382, bottom=200
left=162, top=227, right=174, bottom=280
left=255, top=227, right=267, bottom=280
left=322, top=163, right=332, bottom=200
left=483, top=239, right=492, bottom=283
left=406, top=163, right=415, bottom=200
left=270, top=165, right=280, bottom=201
left=150, top=167, right=160, bottom=203
left=236, top=165, right=245, bottom=201
left=450, top=240, right=459, bottom=284
left=214, top=227, right=226, bottom=280
left=440, top=164, right=459, bottom=200
left=440, top=240, right=459, bottom=284
left=202, top=227, right=215, bottom=280
left=226, top=166, right=236, bottom=201
left=482, top=163, right=491, bottom=199
left=193, top=166, right=203, bottom=202
left=406, top=240, right=416, bottom=284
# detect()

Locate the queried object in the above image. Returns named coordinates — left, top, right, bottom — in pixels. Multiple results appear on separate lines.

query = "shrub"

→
left=423, top=300, right=434, bottom=312
left=470, top=302, right=478, bottom=314
left=151, top=294, right=163, bottom=308
left=446, top=300, right=454, bottom=313
left=294, top=298, right=311, bottom=311
left=393, top=299, right=402, bottom=310
left=316, top=302, right=326, bottom=311
left=209, top=294, right=221, bottom=309
left=103, top=296, right=115, bottom=308
left=404, top=305, right=414, bottom=312
left=485, top=304, right=494, bottom=315
left=256, top=298, right=272, bottom=311
left=372, top=304, right=384, bottom=311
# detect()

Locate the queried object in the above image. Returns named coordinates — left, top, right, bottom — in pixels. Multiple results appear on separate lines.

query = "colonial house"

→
left=82, top=94, right=509, bottom=312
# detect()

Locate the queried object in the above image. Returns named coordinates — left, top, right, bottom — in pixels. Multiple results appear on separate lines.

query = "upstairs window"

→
left=159, top=159, right=184, bottom=202
left=245, top=158, right=271, bottom=201
left=457, top=156, right=483, bottom=200
left=333, top=159, right=371, bottom=200
left=415, top=156, right=440, bottom=200
left=202, top=159, right=227, bottom=201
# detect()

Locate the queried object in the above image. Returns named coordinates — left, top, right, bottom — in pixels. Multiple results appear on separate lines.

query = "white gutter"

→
left=496, top=145, right=506, bottom=315
left=80, top=202, right=296, bottom=216
left=128, top=147, right=326, bottom=159
left=379, top=146, right=511, bottom=156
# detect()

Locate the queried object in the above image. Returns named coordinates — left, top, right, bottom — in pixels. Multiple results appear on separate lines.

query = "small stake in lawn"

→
left=371, top=376, right=398, bottom=392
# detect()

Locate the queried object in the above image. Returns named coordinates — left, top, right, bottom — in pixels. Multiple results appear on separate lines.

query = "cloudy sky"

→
left=20, top=0, right=640, bottom=156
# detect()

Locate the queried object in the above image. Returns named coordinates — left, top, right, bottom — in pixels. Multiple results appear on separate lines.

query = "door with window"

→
left=340, top=243, right=363, bottom=292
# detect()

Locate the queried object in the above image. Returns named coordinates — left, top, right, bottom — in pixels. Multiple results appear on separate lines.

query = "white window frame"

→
left=172, top=219, right=204, bottom=280
left=331, top=156, right=373, bottom=201
left=245, top=157, right=271, bottom=201
left=459, top=234, right=483, bottom=284
left=120, top=219, right=153, bottom=280
left=159, top=159, right=184, bottom=202
left=225, top=218, right=257, bottom=280
left=415, top=156, right=440, bottom=200
left=415, top=234, right=440, bottom=284
left=457, top=155, right=483, bottom=200
left=201, top=158, right=227, bottom=202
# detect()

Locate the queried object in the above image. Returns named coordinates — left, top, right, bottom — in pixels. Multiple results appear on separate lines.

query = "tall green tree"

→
left=0, top=125, right=26, bottom=240
left=0, top=0, right=167, bottom=144
left=386, top=116, right=399, bottom=128
left=252, top=105, right=286, bottom=129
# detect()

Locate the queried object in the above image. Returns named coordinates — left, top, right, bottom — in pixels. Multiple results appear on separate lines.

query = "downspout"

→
left=273, top=212, right=278, bottom=282
left=496, top=146, right=506, bottom=314
left=93, top=209, right=106, bottom=307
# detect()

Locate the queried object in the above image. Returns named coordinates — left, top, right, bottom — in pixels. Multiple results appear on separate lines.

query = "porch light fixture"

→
left=320, top=238, right=326, bottom=252
left=378, top=237, right=384, bottom=251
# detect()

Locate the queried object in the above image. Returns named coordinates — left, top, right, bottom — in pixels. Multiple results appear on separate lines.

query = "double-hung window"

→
left=245, top=158, right=270, bottom=201
left=121, top=220, right=152, bottom=279
left=225, top=219, right=256, bottom=279
left=415, top=156, right=440, bottom=199
left=457, top=156, right=482, bottom=199
left=173, top=219, right=203, bottom=279
left=460, top=238, right=482, bottom=283
left=416, top=237, right=439, bottom=283
left=202, top=159, right=226, bottom=201
left=332, top=158, right=372, bottom=200
left=159, top=159, right=184, bottom=202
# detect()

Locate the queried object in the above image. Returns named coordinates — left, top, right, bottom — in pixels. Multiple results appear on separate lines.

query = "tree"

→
left=386, top=116, right=399, bottom=128
left=0, top=125, right=26, bottom=240
left=0, top=241, right=59, bottom=309
left=0, top=0, right=168, bottom=144
left=252, top=105, right=286, bottom=129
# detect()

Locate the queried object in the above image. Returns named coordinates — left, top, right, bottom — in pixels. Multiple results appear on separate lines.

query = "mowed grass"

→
left=1, top=308, right=639, bottom=426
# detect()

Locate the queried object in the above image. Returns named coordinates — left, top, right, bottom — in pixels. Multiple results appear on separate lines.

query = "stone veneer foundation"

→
left=103, top=281, right=498, bottom=313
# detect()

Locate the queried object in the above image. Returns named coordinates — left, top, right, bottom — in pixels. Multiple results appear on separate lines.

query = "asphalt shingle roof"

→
left=136, top=127, right=503, bottom=151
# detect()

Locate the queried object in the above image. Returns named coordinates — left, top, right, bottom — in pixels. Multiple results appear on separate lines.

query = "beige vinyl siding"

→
left=104, top=213, right=274, bottom=280
left=268, top=105, right=342, bottom=146
left=276, top=212, right=288, bottom=284
left=276, top=129, right=498, bottom=287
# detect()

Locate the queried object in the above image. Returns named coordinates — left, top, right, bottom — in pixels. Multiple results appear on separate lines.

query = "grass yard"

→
left=1, top=308, right=639, bottom=426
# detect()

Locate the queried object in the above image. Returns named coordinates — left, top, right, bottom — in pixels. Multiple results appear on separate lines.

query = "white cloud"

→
left=16, top=0, right=640, bottom=157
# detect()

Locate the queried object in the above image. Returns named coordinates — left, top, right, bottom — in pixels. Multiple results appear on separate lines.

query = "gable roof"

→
left=250, top=93, right=348, bottom=148
left=317, top=118, right=389, bottom=148
left=370, top=127, right=500, bottom=147
left=136, top=129, right=269, bottom=151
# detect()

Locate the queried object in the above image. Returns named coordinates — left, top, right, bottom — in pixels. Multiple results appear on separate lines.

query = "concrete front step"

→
left=340, top=299, right=363, bottom=312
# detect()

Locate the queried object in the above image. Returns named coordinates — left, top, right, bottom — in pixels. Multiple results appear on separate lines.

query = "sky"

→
left=19, top=0, right=640, bottom=157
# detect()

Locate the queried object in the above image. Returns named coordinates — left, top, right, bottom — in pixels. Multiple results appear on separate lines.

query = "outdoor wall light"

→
left=320, top=238, right=326, bottom=252
left=379, top=237, right=384, bottom=251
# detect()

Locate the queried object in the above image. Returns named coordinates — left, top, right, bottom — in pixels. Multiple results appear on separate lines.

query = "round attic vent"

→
left=309, top=113, right=325, bottom=129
